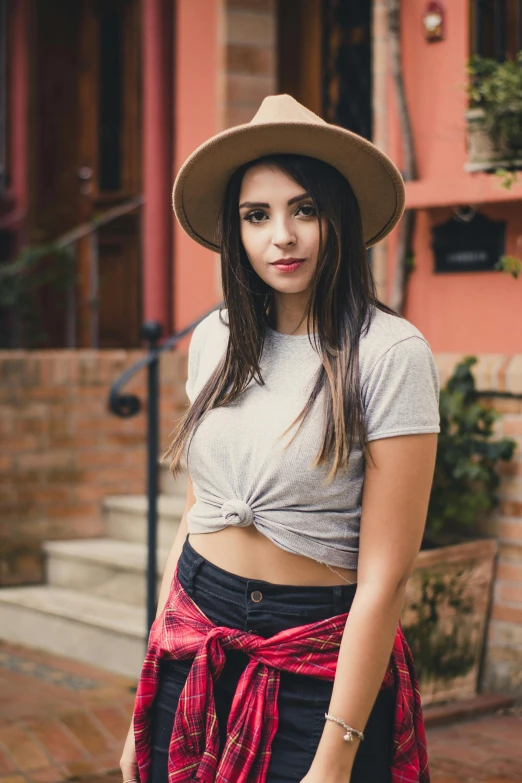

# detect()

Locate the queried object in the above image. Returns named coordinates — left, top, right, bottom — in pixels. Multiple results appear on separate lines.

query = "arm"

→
left=307, top=432, right=438, bottom=782
left=120, top=474, right=195, bottom=775
left=154, top=473, right=195, bottom=619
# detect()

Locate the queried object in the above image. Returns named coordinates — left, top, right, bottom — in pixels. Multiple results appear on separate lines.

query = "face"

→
left=238, top=163, right=328, bottom=297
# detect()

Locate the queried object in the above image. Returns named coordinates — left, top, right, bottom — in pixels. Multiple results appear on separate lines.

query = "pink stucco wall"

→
left=172, top=0, right=221, bottom=343
left=171, top=0, right=521, bottom=353
left=390, top=0, right=522, bottom=353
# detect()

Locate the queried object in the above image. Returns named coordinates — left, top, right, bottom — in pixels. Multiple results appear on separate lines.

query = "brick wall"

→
left=435, top=354, right=522, bottom=695
left=220, top=0, right=277, bottom=129
left=0, top=350, right=188, bottom=585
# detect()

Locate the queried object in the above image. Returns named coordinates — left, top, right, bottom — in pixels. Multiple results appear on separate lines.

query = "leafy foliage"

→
left=466, top=52, right=522, bottom=185
left=495, top=254, right=522, bottom=279
left=466, top=51, right=522, bottom=155
left=425, top=356, right=517, bottom=546
left=0, top=242, right=76, bottom=348
left=403, top=569, right=476, bottom=682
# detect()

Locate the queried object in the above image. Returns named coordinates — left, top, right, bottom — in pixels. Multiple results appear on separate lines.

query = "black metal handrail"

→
left=108, top=301, right=224, bottom=640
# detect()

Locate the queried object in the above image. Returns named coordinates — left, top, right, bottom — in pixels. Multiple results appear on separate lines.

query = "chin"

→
left=266, top=272, right=311, bottom=292
left=270, top=282, right=310, bottom=294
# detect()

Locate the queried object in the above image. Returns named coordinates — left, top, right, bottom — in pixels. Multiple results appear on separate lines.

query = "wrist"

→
left=310, top=719, right=359, bottom=776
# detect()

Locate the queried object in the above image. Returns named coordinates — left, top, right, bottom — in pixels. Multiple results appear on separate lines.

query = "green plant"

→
left=425, top=356, right=517, bottom=546
left=0, top=241, right=76, bottom=348
left=403, top=569, right=476, bottom=683
left=466, top=51, right=522, bottom=186
left=495, top=253, right=522, bottom=279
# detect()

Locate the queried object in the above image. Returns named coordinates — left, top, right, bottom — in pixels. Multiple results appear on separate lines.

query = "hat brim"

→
left=173, top=121, right=405, bottom=252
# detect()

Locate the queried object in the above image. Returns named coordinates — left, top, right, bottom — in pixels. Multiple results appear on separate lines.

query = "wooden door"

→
left=277, top=0, right=323, bottom=116
left=29, top=0, right=142, bottom=348
left=77, top=0, right=142, bottom=348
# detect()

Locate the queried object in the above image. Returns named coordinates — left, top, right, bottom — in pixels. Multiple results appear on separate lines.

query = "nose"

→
left=271, top=216, right=296, bottom=247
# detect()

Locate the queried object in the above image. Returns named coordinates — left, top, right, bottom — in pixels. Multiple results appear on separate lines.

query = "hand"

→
left=119, top=720, right=139, bottom=783
left=300, top=769, right=351, bottom=783
left=300, top=727, right=356, bottom=783
left=301, top=752, right=354, bottom=783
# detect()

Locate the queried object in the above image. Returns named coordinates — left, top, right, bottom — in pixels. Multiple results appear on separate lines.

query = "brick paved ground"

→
left=0, top=641, right=136, bottom=783
left=0, top=640, right=520, bottom=783
left=428, top=709, right=522, bottom=783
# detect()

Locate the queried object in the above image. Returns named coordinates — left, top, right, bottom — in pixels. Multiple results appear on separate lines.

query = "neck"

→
left=268, top=292, right=313, bottom=336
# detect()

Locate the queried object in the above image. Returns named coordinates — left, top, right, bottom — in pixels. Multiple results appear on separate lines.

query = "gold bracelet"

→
left=324, top=713, right=364, bottom=742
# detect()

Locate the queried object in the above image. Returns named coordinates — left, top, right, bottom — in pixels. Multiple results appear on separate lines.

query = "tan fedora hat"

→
left=172, top=94, right=405, bottom=252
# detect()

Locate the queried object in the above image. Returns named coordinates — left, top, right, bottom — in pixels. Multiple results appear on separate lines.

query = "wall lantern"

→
left=423, top=1, right=445, bottom=43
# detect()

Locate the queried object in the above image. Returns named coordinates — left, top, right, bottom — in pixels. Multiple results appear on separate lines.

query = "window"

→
left=471, top=0, right=522, bottom=60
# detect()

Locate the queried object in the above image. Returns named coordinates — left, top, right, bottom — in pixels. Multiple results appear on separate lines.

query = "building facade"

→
left=1, top=0, right=522, bottom=691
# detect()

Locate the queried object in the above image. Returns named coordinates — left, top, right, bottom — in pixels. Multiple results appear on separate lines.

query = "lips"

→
left=271, top=258, right=305, bottom=273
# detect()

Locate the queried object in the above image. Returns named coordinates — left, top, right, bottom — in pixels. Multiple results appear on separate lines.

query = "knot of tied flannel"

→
left=133, top=568, right=430, bottom=783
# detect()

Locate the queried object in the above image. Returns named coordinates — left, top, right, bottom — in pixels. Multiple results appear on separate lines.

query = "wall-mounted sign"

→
left=432, top=212, right=505, bottom=273
left=423, top=1, right=445, bottom=43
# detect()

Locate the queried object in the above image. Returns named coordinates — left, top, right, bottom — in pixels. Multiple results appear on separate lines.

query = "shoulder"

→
left=191, top=306, right=229, bottom=339
left=185, top=307, right=229, bottom=402
left=361, top=305, right=430, bottom=350
left=359, top=306, right=436, bottom=383
left=358, top=307, right=441, bottom=439
left=189, top=307, right=229, bottom=357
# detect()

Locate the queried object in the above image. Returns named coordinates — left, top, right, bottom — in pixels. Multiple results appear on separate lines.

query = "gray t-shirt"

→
left=183, top=306, right=440, bottom=569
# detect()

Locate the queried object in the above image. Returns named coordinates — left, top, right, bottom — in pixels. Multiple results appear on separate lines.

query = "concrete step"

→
left=103, top=494, right=184, bottom=547
left=44, top=538, right=169, bottom=607
left=160, top=462, right=188, bottom=497
left=0, top=585, right=146, bottom=678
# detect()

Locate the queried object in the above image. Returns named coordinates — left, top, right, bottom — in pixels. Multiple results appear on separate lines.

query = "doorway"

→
left=28, top=0, right=142, bottom=348
left=277, top=0, right=373, bottom=140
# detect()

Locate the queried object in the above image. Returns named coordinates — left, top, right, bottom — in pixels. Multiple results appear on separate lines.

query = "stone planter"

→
left=464, top=107, right=522, bottom=173
left=401, top=538, right=498, bottom=706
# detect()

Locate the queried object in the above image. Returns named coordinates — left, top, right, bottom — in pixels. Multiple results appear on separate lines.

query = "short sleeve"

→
left=185, top=320, right=205, bottom=403
left=362, top=336, right=440, bottom=442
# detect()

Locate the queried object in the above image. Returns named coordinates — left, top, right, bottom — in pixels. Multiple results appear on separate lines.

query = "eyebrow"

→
left=239, top=192, right=310, bottom=209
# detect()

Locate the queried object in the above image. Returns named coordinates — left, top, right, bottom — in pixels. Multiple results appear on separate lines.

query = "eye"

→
left=296, top=203, right=317, bottom=218
left=243, top=210, right=268, bottom=224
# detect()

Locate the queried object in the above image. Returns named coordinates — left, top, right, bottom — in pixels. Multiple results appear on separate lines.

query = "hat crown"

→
left=250, top=94, right=327, bottom=127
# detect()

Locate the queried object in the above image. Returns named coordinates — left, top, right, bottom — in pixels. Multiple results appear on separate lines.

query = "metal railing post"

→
left=141, top=320, right=163, bottom=637
left=88, top=229, right=99, bottom=348
left=66, top=243, right=78, bottom=349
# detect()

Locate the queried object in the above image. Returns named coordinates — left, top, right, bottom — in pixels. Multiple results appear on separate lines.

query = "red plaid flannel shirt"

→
left=133, top=566, right=430, bottom=783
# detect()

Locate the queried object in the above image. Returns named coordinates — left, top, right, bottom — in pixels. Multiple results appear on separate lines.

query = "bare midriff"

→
left=188, top=525, right=358, bottom=587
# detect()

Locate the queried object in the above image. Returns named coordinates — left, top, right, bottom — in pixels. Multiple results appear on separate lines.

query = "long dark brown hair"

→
left=164, top=154, right=402, bottom=483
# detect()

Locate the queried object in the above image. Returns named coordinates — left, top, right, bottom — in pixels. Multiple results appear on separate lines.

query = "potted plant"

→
left=464, top=51, right=522, bottom=184
left=401, top=356, right=517, bottom=704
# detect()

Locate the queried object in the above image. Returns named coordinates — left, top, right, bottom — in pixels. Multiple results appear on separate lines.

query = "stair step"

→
left=103, top=494, right=184, bottom=547
left=0, top=585, right=146, bottom=678
left=44, top=538, right=169, bottom=606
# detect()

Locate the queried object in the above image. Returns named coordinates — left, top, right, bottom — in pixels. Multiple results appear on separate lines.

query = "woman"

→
left=120, top=95, right=439, bottom=783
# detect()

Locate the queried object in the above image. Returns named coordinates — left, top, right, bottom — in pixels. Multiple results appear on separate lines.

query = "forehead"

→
left=239, top=163, right=301, bottom=198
